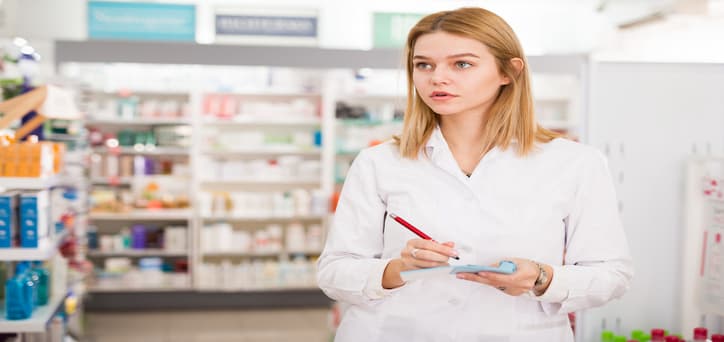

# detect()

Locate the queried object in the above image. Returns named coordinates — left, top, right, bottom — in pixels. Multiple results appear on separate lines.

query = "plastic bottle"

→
left=613, top=336, right=627, bottom=342
left=16, top=262, right=36, bottom=313
left=601, top=330, right=615, bottom=342
left=632, top=330, right=645, bottom=341
left=5, top=273, right=29, bottom=319
left=651, top=329, right=666, bottom=342
left=664, top=336, right=680, bottom=342
left=693, top=327, right=708, bottom=342
left=711, top=334, right=724, bottom=342
left=31, top=261, right=50, bottom=305
left=27, top=262, right=41, bottom=306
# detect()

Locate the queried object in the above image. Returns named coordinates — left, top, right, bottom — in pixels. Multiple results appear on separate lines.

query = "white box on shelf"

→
left=163, top=226, right=187, bottom=252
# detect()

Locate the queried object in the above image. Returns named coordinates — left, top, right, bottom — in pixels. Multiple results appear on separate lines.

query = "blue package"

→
left=19, top=190, right=49, bottom=248
left=0, top=192, right=20, bottom=248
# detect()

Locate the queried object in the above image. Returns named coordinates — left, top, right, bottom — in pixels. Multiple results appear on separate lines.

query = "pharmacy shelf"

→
left=89, top=284, right=192, bottom=293
left=202, top=119, right=320, bottom=128
left=89, top=176, right=133, bottom=185
left=90, top=175, right=182, bottom=185
left=87, top=249, right=188, bottom=257
left=197, top=286, right=320, bottom=293
left=82, top=287, right=330, bottom=311
left=0, top=176, right=58, bottom=191
left=0, top=294, right=67, bottom=333
left=91, top=146, right=190, bottom=156
left=202, top=251, right=280, bottom=258
left=89, top=209, right=191, bottom=221
left=86, top=118, right=191, bottom=126
left=201, top=215, right=325, bottom=222
left=200, top=179, right=320, bottom=190
left=337, top=118, right=403, bottom=126
left=0, top=232, right=67, bottom=261
left=287, top=249, right=324, bottom=255
left=202, top=250, right=322, bottom=258
left=208, top=91, right=321, bottom=98
left=203, top=148, right=321, bottom=158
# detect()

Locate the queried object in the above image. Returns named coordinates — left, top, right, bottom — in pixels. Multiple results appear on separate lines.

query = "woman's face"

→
left=412, top=31, right=510, bottom=118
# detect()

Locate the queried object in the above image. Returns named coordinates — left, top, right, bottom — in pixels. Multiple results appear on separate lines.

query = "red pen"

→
left=389, top=212, right=460, bottom=260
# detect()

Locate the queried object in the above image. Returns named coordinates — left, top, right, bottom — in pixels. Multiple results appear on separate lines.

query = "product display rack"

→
left=83, top=87, right=195, bottom=295
left=0, top=294, right=68, bottom=333
left=0, top=178, right=74, bottom=336
left=191, top=89, right=329, bottom=294
left=0, top=232, right=67, bottom=261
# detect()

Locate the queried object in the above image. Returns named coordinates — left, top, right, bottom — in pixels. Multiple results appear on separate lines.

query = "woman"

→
left=317, top=7, right=633, bottom=341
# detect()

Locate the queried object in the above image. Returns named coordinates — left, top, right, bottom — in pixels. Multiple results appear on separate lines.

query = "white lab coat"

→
left=317, top=127, right=633, bottom=342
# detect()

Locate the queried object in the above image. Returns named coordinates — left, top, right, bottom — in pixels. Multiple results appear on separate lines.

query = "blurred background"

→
left=0, top=0, right=722, bottom=341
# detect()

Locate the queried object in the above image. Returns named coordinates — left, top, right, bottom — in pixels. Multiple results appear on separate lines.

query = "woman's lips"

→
left=430, top=91, right=457, bottom=101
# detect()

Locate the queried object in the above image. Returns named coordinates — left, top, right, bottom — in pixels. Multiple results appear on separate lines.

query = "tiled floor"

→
left=81, top=309, right=332, bottom=342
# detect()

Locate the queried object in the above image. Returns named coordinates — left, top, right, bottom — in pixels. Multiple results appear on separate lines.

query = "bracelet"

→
left=532, top=261, right=548, bottom=293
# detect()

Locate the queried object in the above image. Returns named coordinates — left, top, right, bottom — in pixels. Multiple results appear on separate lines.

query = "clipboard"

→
left=400, top=260, right=517, bottom=282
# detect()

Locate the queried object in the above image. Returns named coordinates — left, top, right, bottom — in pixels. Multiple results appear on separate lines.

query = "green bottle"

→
left=602, top=331, right=615, bottom=342
left=31, top=261, right=50, bottom=305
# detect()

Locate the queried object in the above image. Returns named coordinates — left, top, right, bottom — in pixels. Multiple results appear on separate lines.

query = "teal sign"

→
left=373, top=12, right=424, bottom=48
left=88, top=1, right=196, bottom=41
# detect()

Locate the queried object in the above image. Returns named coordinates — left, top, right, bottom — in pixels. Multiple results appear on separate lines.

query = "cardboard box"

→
left=0, top=191, right=20, bottom=248
left=19, top=190, right=49, bottom=248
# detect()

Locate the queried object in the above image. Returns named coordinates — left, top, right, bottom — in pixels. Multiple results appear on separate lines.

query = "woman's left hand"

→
left=456, top=258, right=548, bottom=296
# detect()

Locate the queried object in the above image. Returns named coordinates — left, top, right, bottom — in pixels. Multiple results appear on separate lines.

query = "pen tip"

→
left=452, top=256, right=460, bottom=260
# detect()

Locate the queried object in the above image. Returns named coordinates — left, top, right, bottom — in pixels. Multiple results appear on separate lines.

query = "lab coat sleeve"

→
left=535, top=149, right=634, bottom=315
left=316, top=149, right=400, bottom=305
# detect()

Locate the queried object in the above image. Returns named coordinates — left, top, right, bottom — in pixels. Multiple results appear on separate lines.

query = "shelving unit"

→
left=202, top=149, right=321, bottom=158
left=201, top=215, right=325, bottom=222
left=82, top=87, right=194, bottom=299
left=89, top=209, right=191, bottom=221
left=0, top=295, right=68, bottom=333
left=0, top=176, right=59, bottom=191
left=0, top=233, right=67, bottom=261
left=199, top=179, right=321, bottom=190
left=87, top=249, right=188, bottom=257
left=88, top=284, right=192, bottom=293
left=0, top=175, right=79, bottom=335
left=91, top=146, right=190, bottom=156
left=202, top=119, right=320, bottom=128
left=86, top=118, right=191, bottom=126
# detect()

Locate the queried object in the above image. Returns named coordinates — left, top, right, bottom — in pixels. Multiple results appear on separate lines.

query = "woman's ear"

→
left=510, top=57, right=524, bottom=76
left=501, top=57, right=525, bottom=85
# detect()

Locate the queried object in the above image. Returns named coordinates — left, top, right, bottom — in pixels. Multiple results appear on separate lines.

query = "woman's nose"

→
left=431, top=67, right=451, bottom=85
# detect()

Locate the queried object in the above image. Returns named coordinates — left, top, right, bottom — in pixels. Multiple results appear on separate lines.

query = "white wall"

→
left=583, top=61, right=724, bottom=340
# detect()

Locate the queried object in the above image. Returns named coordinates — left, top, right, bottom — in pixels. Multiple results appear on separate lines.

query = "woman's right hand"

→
left=382, top=239, right=458, bottom=289
left=400, top=239, right=458, bottom=270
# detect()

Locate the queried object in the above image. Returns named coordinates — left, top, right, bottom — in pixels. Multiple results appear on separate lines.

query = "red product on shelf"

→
left=712, top=334, right=724, bottom=342
left=693, top=327, right=708, bottom=341
left=664, top=336, right=680, bottom=342
left=651, top=329, right=666, bottom=341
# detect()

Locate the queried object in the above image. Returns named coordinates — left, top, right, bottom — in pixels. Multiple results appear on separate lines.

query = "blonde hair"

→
left=396, top=7, right=562, bottom=159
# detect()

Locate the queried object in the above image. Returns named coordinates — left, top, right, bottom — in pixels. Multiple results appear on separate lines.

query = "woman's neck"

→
left=438, top=112, right=488, bottom=176
left=438, top=113, right=486, bottom=152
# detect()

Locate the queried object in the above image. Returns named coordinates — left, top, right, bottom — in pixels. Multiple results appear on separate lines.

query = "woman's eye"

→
left=415, top=62, right=432, bottom=70
left=455, top=61, right=472, bottom=69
